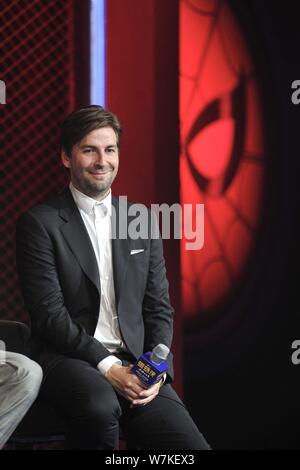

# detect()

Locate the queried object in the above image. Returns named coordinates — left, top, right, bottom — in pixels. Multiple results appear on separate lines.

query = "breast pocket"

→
left=128, top=246, right=149, bottom=276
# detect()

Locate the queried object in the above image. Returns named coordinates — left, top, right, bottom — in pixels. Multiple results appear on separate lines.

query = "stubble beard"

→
left=80, top=170, right=115, bottom=198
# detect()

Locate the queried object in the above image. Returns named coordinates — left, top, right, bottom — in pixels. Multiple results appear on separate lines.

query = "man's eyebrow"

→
left=80, top=144, right=118, bottom=149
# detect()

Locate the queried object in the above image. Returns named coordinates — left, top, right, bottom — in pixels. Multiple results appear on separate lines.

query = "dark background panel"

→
left=184, top=0, right=300, bottom=449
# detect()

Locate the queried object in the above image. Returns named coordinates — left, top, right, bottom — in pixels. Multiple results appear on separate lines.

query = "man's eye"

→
left=106, top=148, right=115, bottom=153
left=83, top=148, right=94, bottom=154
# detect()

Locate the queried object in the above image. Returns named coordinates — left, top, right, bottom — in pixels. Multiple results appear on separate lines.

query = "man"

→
left=0, top=350, right=42, bottom=449
left=16, top=105, right=210, bottom=450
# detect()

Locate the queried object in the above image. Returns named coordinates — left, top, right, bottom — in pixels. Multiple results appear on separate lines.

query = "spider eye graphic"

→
left=185, top=77, right=246, bottom=196
left=180, top=1, right=265, bottom=318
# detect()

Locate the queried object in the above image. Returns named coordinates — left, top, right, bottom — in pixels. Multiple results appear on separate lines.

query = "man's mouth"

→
left=89, top=170, right=111, bottom=176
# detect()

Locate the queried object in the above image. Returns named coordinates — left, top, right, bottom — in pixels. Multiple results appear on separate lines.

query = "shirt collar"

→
left=69, top=182, right=112, bottom=216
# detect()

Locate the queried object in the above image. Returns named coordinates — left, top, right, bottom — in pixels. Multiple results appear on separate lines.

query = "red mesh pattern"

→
left=0, top=0, right=75, bottom=321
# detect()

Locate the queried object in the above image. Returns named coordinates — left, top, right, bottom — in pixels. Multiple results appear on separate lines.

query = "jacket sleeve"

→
left=16, top=211, right=110, bottom=367
left=142, top=213, right=174, bottom=381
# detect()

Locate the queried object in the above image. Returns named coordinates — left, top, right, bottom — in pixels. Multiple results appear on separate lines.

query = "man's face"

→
left=61, top=127, right=119, bottom=200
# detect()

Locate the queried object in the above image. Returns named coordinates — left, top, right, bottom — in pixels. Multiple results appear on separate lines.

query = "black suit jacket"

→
left=16, top=188, right=174, bottom=380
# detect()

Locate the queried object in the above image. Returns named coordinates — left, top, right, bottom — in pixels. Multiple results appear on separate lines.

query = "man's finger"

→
left=138, top=383, right=160, bottom=398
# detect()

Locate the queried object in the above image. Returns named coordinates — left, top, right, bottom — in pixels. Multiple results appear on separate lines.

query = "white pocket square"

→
left=130, top=249, right=145, bottom=255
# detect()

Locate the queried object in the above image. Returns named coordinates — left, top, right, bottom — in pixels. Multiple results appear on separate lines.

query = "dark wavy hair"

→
left=60, top=105, right=122, bottom=156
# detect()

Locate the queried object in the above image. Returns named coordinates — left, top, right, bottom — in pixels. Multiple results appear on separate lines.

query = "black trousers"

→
left=39, top=356, right=210, bottom=450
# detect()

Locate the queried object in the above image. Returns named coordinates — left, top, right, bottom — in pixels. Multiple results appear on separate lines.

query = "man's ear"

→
left=61, top=151, right=71, bottom=169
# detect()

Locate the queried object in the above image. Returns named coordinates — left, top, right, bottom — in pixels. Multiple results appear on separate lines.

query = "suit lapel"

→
left=111, top=196, right=131, bottom=307
left=59, top=188, right=101, bottom=295
left=57, top=190, right=132, bottom=304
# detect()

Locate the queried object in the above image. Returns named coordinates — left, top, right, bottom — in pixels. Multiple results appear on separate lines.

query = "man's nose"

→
left=95, top=150, right=105, bottom=164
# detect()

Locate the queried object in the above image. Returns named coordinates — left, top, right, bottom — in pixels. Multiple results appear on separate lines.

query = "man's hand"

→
left=129, top=379, right=162, bottom=408
left=105, top=363, right=162, bottom=406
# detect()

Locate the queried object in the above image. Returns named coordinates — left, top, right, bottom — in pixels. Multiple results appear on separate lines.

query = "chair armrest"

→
left=0, top=320, right=31, bottom=355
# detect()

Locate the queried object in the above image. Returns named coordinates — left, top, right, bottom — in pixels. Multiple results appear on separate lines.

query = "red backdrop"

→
left=106, top=0, right=182, bottom=394
left=1, top=0, right=75, bottom=321
left=180, top=0, right=266, bottom=320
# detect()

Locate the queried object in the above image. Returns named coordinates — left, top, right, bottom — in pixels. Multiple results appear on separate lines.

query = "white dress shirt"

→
left=69, top=183, right=123, bottom=374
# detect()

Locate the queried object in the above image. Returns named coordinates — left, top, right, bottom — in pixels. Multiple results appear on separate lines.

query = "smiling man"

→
left=61, top=126, right=119, bottom=199
left=16, top=105, right=210, bottom=450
